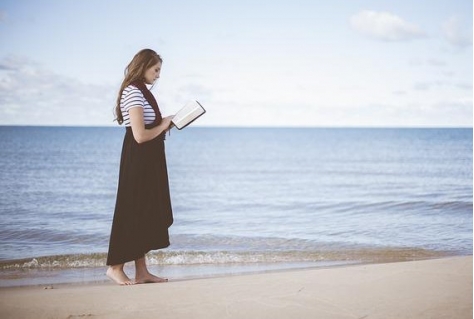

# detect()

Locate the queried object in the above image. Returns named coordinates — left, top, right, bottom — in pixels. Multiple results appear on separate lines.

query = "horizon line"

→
left=0, top=124, right=472, bottom=129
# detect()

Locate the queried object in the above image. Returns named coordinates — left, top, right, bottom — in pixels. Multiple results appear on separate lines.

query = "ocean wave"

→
left=319, top=200, right=473, bottom=216
left=0, top=247, right=453, bottom=270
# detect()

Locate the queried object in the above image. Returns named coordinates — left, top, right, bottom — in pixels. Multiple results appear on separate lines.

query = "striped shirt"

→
left=120, top=85, right=156, bottom=127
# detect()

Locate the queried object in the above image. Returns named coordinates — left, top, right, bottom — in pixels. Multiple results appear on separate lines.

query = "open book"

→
left=171, top=100, right=206, bottom=130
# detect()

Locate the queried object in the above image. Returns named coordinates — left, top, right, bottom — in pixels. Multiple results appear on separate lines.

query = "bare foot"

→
left=106, top=267, right=136, bottom=285
left=135, top=272, right=168, bottom=284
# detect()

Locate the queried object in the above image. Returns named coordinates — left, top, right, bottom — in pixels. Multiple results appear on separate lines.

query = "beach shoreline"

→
left=0, top=247, right=459, bottom=288
left=1, top=256, right=471, bottom=319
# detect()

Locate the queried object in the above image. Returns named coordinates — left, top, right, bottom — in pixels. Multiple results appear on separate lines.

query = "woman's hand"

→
left=129, top=108, right=175, bottom=143
left=160, top=115, right=175, bottom=132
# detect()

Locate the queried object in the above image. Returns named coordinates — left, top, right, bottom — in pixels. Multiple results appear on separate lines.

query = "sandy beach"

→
left=0, top=256, right=471, bottom=319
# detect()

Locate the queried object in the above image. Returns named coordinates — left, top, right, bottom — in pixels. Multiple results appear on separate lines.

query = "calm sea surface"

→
left=0, top=126, right=472, bottom=285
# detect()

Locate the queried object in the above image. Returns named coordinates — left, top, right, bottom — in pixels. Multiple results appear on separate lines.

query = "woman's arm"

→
left=128, top=107, right=173, bottom=144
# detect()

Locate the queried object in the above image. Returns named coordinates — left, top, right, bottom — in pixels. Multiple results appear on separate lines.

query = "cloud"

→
left=350, top=10, right=426, bottom=41
left=442, top=16, right=472, bottom=48
left=173, top=83, right=214, bottom=105
left=430, top=98, right=473, bottom=124
left=0, top=55, right=115, bottom=126
left=413, top=79, right=472, bottom=91
left=426, top=59, right=447, bottom=67
left=408, top=58, right=447, bottom=68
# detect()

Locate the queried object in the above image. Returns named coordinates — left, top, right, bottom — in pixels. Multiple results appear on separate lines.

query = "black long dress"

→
left=107, top=87, right=173, bottom=266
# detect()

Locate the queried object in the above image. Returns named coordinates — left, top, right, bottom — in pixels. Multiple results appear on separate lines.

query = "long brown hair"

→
left=114, top=49, right=163, bottom=125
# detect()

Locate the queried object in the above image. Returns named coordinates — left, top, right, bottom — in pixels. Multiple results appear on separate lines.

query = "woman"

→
left=107, top=49, right=174, bottom=285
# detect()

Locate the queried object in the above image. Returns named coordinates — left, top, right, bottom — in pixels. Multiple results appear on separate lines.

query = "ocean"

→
left=0, top=126, right=472, bottom=286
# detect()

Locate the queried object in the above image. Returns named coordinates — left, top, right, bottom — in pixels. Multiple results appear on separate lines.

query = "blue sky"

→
left=0, top=0, right=472, bottom=127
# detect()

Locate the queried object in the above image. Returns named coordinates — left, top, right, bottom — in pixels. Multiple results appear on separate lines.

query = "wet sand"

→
left=0, top=256, right=471, bottom=319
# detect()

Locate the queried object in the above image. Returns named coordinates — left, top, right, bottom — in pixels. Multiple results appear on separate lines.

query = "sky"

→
left=0, top=0, right=472, bottom=127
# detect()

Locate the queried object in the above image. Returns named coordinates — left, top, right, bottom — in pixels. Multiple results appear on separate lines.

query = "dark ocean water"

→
left=0, top=126, right=472, bottom=285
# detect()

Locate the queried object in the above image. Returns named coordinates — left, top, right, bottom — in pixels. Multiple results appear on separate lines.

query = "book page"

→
left=172, top=101, right=205, bottom=129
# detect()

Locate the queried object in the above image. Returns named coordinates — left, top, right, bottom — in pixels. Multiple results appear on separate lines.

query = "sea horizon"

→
left=0, top=124, right=472, bottom=129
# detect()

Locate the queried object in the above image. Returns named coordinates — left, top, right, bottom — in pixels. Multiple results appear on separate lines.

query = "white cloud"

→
left=350, top=10, right=426, bottom=41
left=426, top=59, right=447, bottom=67
left=442, top=16, right=472, bottom=48
left=408, top=58, right=447, bottom=68
left=0, top=55, right=115, bottom=126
